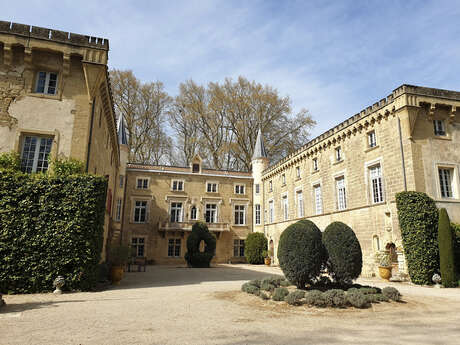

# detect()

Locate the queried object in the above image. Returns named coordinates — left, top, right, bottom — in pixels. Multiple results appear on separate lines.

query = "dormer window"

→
left=35, top=71, right=58, bottom=95
left=433, top=120, right=446, bottom=136
left=192, top=164, right=200, bottom=173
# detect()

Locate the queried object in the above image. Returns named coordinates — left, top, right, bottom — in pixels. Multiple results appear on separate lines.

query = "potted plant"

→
left=109, top=244, right=131, bottom=285
left=376, top=251, right=392, bottom=280
left=263, top=249, right=273, bottom=266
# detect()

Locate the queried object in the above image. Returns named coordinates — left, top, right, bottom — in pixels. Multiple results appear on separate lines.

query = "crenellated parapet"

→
left=0, top=20, right=109, bottom=65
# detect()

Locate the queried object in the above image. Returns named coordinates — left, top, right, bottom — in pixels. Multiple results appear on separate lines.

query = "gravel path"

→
left=1, top=264, right=459, bottom=345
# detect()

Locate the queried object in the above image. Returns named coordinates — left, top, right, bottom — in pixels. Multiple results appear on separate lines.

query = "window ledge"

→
left=311, top=169, right=320, bottom=174
left=295, top=177, right=301, bottom=181
left=233, top=224, right=248, bottom=227
left=27, top=92, right=60, bottom=100
left=365, top=145, right=379, bottom=153
left=433, top=136, right=452, bottom=141
left=333, top=159, right=344, bottom=165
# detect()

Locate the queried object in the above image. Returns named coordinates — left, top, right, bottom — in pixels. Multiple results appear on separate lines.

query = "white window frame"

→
left=369, top=164, right=384, bottom=204
left=136, top=178, right=149, bottom=190
left=205, top=203, right=218, bottom=223
left=20, top=135, right=53, bottom=173
left=35, top=71, right=58, bottom=95
left=115, top=198, right=122, bottom=221
left=234, top=204, right=246, bottom=225
left=190, top=205, right=198, bottom=220
left=296, top=166, right=301, bottom=179
left=433, top=120, right=446, bottom=136
left=234, top=184, right=246, bottom=195
left=206, top=181, right=218, bottom=193
left=233, top=239, right=245, bottom=257
left=133, top=200, right=148, bottom=223
left=268, top=199, right=274, bottom=223
left=312, top=158, right=318, bottom=171
left=335, top=147, right=342, bottom=161
left=437, top=165, right=458, bottom=199
left=167, top=238, right=181, bottom=257
left=281, top=193, right=289, bottom=221
left=313, top=184, right=323, bottom=215
left=296, top=188, right=304, bottom=218
left=255, top=204, right=261, bottom=225
left=336, top=176, right=347, bottom=211
left=170, top=202, right=183, bottom=223
left=131, top=237, right=145, bottom=257
left=368, top=130, right=377, bottom=148
left=171, top=179, right=184, bottom=191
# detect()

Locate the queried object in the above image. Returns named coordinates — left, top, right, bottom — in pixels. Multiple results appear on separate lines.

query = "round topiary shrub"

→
left=285, top=290, right=305, bottom=305
left=382, top=287, right=401, bottom=302
left=346, top=290, right=370, bottom=308
left=184, top=222, right=216, bottom=268
left=396, top=192, right=439, bottom=285
left=304, top=290, right=327, bottom=307
left=277, top=220, right=327, bottom=288
left=322, top=221, right=362, bottom=284
left=323, top=289, right=347, bottom=308
left=272, top=287, right=289, bottom=301
left=245, top=232, right=268, bottom=264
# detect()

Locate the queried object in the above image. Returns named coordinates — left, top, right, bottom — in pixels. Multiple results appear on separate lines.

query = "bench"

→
left=128, top=257, right=147, bottom=272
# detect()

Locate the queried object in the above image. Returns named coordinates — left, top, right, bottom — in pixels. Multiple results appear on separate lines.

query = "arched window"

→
left=190, top=206, right=197, bottom=220
left=372, top=235, right=380, bottom=251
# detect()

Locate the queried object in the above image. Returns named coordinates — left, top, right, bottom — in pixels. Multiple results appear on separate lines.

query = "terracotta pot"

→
left=264, top=257, right=271, bottom=266
left=110, top=265, right=124, bottom=285
left=379, top=266, right=392, bottom=280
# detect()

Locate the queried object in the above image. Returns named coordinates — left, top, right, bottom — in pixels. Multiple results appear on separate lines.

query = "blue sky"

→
left=3, top=0, right=460, bottom=138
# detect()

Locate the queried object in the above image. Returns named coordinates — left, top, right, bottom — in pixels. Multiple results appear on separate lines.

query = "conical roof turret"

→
left=252, top=128, right=267, bottom=160
left=117, top=115, right=128, bottom=146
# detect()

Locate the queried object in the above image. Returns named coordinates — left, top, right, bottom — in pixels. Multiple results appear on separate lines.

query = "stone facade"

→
left=0, top=21, right=119, bottom=260
left=120, top=155, right=253, bottom=264
left=259, top=85, right=460, bottom=277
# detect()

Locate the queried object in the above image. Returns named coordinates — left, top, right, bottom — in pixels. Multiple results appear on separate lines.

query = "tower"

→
left=251, top=128, right=269, bottom=233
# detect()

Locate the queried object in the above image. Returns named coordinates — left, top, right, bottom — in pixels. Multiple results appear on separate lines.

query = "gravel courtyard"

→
left=1, top=264, right=459, bottom=345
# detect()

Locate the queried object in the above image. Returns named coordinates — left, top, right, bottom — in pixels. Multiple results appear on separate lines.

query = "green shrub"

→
left=346, top=291, right=370, bottom=308
left=260, top=281, right=276, bottom=292
left=438, top=209, right=457, bottom=287
left=368, top=293, right=389, bottom=303
left=396, top=192, right=439, bottom=285
left=452, top=223, right=460, bottom=276
left=245, top=232, right=268, bottom=264
left=323, top=289, right=347, bottom=307
left=261, top=276, right=282, bottom=287
left=184, top=222, right=216, bottom=268
left=322, top=221, right=362, bottom=284
left=277, top=220, right=327, bottom=288
left=249, top=279, right=261, bottom=288
left=304, top=290, right=326, bottom=307
left=382, top=287, right=401, bottom=302
left=259, top=291, right=270, bottom=300
left=285, top=290, right=305, bottom=305
left=359, top=287, right=378, bottom=295
left=51, top=157, right=85, bottom=176
left=0, top=152, right=20, bottom=171
left=272, top=287, right=289, bottom=301
left=241, top=282, right=259, bottom=295
left=97, top=263, right=110, bottom=283
left=280, top=279, right=291, bottom=287
left=0, top=170, right=107, bottom=293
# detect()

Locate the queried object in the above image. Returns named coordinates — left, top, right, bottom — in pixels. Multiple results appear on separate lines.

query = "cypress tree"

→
left=438, top=208, right=457, bottom=287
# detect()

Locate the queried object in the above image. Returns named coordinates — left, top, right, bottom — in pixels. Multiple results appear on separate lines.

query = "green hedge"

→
left=396, top=191, right=439, bottom=285
left=245, top=232, right=268, bottom=264
left=452, top=223, right=460, bottom=276
left=438, top=209, right=457, bottom=287
left=0, top=169, right=107, bottom=293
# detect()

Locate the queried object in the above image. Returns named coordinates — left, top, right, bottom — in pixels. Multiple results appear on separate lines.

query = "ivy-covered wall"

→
left=0, top=169, right=107, bottom=293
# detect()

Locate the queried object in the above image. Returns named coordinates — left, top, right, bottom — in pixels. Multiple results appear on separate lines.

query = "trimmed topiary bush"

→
left=438, top=209, right=457, bottom=287
left=359, top=287, right=378, bottom=295
left=304, top=290, right=327, bottom=307
left=346, top=290, right=370, bottom=308
left=272, top=287, right=289, bottom=301
left=242, top=282, right=259, bottom=295
left=322, top=221, right=362, bottom=284
left=278, top=220, right=327, bottom=288
left=260, top=281, right=276, bottom=292
left=396, top=192, right=439, bottom=285
left=452, top=223, right=460, bottom=276
left=0, top=170, right=107, bottom=293
left=382, top=287, right=401, bottom=302
left=249, top=279, right=261, bottom=288
left=368, top=293, right=389, bottom=303
left=285, top=290, right=305, bottom=305
left=323, top=289, right=347, bottom=307
left=184, top=222, right=216, bottom=268
left=245, top=232, right=268, bottom=264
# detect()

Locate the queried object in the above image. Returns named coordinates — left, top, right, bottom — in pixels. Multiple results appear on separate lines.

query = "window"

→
left=168, top=238, right=181, bottom=257
left=336, top=177, right=347, bottom=210
left=172, top=180, right=184, bottom=191
left=373, top=235, right=380, bottom=251
left=281, top=174, right=286, bottom=185
left=170, top=202, right=183, bottom=222
left=313, top=158, right=318, bottom=171
left=433, top=120, right=446, bottom=136
left=115, top=198, right=122, bottom=221
left=296, top=166, right=301, bottom=179
left=335, top=147, right=342, bottom=161
left=269, top=181, right=273, bottom=192
left=296, top=190, right=304, bottom=218
left=314, top=185, right=323, bottom=215
left=369, top=165, right=384, bottom=203
left=269, top=200, right=274, bottom=223
left=368, top=131, right=377, bottom=148
left=255, top=204, right=261, bottom=225
left=205, top=204, right=217, bottom=223
left=119, top=175, right=124, bottom=188
left=192, top=164, right=200, bottom=173
left=190, top=206, right=198, bottom=220
left=255, top=184, right=260, bottom=194
left=234, top=205, right=245, bottom=225
left=235, top=184, right=245, bottom=194
left=35, top=71, right=58, bottom=95
left=20, top=136, right=53, bottom=173
left=133, top=201, right=147, bottom=223
left=439, top=168, right=454, bottom=198
left=207, top=182, right=217, bottom=193
left=136, top=178, right=149, bottom=189
left=234, top=239, right=245, bottom=257
left=282, top=195, right=289, bottom=220
left=131, top=237, right=145, bottom=257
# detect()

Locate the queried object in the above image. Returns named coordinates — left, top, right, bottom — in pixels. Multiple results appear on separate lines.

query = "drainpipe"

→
left=85, top=99, right=96, bottom=172
left=397, top=117, right=407, bottom=191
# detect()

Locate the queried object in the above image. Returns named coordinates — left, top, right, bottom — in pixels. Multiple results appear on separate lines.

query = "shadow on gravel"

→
left=111, top=264, right=283, bottom=290
left=0, top=299, right=89, bottom=313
